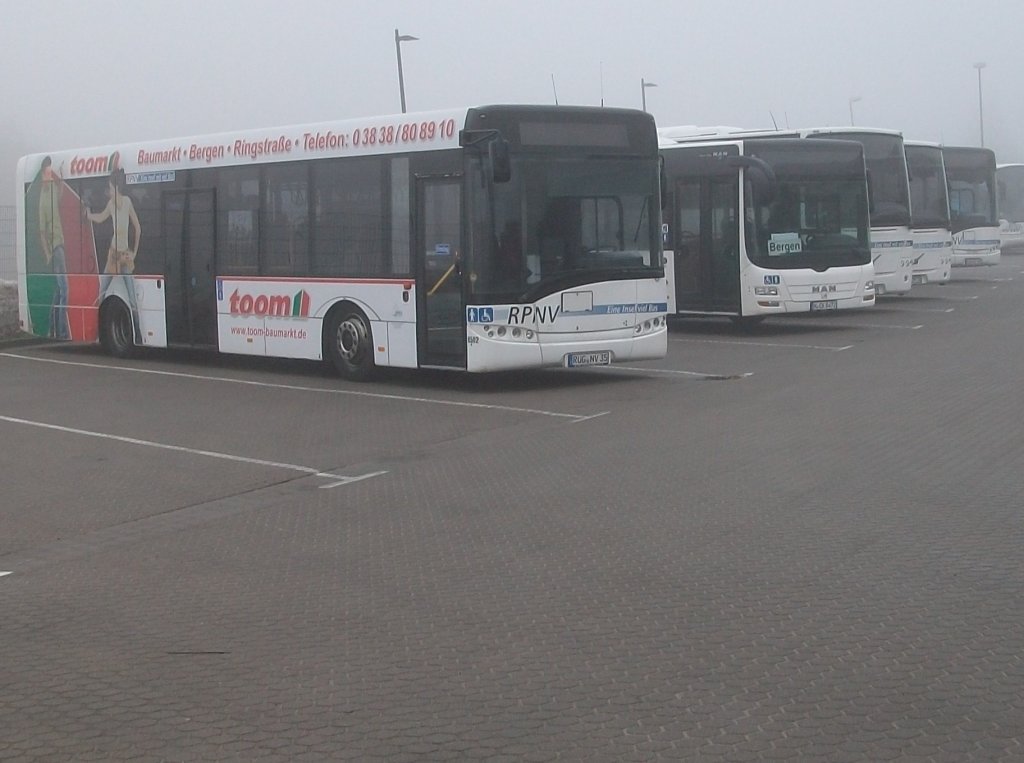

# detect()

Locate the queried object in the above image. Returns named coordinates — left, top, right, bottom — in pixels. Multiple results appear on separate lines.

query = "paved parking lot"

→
left=2, top=259, right=1024, bottom=761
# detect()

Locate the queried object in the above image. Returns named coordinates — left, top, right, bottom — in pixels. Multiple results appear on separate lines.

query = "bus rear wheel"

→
left=100, top=300, right=136, bottom=358
left=324, top=306, right=376, bottom=381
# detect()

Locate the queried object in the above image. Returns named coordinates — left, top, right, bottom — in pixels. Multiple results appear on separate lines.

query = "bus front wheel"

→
left=100, top=300, right=136, bottom=358
left=324, top=306, right=376, bottom=381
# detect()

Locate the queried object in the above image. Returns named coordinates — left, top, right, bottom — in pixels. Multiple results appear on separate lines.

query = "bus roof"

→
left=18, top=106, right=471, bottom=184
left=659, top=125, right=903, bottom=145
left=943, top=145, right=996, bottom=159
left=17, top=104, right=653, bottom=186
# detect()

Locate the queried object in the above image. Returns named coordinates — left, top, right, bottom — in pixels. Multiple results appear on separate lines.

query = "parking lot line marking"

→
left=609, top=365, right=755, bottom=378
left=0, top=413, right=385, bottom=489
left=670, top=337, right=853, bottom=352
left=0, top=352, right=594, bottom=422
left=878, top=306, right=955, bottom=313
left=0, top=571, right=11, bottom=578
left=570, top=411, right=611, bottom=424
left=319, top=471, right=389, bottom=489
left=852, top=323, right=924, bottom=330
left=938, top=295, right=980, bottom=302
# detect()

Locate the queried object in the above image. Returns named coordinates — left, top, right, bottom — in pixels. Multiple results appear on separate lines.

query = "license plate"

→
left=912, top=275, right=926, bottom=285
left=966, top=257, right=982, bottom=266
left=810, top=299, right=838, bottom=312
left=565, top=350, right=611, bottom=367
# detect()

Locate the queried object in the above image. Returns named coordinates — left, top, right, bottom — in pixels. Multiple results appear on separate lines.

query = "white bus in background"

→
left=942, top=146, right=1001, bottom=267
left=17, top=105, right=669, bottom=379
left=797, top=129, right=914, bottom=295
left=904, top=141, right=953, bottom=285
left=996, top=163, right=1024, bottom=254
left=658, top=133, right=874, bottom=324
left=662, top=126, right=912, bottom=296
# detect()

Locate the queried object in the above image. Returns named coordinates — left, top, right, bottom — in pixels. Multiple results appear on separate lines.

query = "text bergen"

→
left=507, top=305, right=561, bottom=325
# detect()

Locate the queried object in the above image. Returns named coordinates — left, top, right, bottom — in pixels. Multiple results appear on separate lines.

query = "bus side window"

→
left=217, top=167, right=260, bottom=276
left=262, top=163, right=309, bottom=276
left=313, top=157, right=386, bottom=276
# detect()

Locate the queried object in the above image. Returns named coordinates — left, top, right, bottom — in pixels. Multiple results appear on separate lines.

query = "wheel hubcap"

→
left=338, top=319, right=362, bottom=361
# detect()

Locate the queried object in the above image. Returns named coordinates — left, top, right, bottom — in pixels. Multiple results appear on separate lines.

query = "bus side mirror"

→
left=728, top=155, right=777, bottom=206
left=489, top=138, right=511, bottom=183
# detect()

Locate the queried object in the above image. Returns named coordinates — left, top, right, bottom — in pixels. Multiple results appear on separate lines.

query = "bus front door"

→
left=416, top=177, right=466, bottom=368
left=672, top=179, right=704, bottom=311
left=672, top=176, right=741, bottom=313
left=164, top=189, right=217, bottom=346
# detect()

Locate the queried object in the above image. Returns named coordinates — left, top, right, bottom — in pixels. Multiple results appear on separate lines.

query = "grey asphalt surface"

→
left=2, top=259, right=1023, bottom=762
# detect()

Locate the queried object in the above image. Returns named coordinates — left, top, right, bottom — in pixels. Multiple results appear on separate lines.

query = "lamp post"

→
left=641, top=78, right=657, bottom=112
left=848, top=96, right=862, bottom=126
left=395, top=29, right=418, bottom=113
left=974, top=62, right=986, bottom=147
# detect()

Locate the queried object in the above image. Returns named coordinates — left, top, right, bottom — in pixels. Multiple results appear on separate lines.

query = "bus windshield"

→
left=906, top=145, right=951, bottom=228
left=745, top=141, right=871, bottom=270
left=469, top=155, right=661, bottom=303
left=997, top=165, right=1024, bottom=222
left=807, top=132, right=909, bottom=227
left=855, top=133, right=911, bottom=227
left=944, top=148, right=997, bottom=230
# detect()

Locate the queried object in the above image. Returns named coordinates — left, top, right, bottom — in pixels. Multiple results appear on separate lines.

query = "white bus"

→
left=658, top=134, right=874, bottom=322
left=996, top=163, right=1024, bottom=254
left=904, top=141, right=953, bottom=285
left=17, top=105, right=668, bottom=379
left=942, top=146, right=1001, bottom=267
left=662, top=125, right=913, bottom=296
left=795, top=129, right=914, bottom=295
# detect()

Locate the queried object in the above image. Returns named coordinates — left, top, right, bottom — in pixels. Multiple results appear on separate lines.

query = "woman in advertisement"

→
left=88, top=167, right=142, bottom=341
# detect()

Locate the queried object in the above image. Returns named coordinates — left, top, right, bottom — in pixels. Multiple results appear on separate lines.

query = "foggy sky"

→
left=3, top=0, right=1023, bottom=205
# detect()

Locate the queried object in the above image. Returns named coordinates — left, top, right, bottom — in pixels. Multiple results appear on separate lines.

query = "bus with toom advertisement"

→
left=904, top=140, right=953, bottom=285
left=16, top=105, right=668, bottom=379
left=942, top=145, right=1001, bottom=267
left=658, top=128, right=875, bottom=324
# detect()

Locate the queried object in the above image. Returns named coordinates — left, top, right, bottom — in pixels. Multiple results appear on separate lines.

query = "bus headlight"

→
left=754, top=286, right=778, bottom=296
left=864, top=280, right=875, bottom=292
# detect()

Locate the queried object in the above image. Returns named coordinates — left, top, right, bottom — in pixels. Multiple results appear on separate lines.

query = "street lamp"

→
left=641, top=78, right=657, bottom=112
left=395, top=29, right=418, bottom=113
left=848, top=96, right=862, bottom=126
left=974, top=62, right=987, bottom=147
